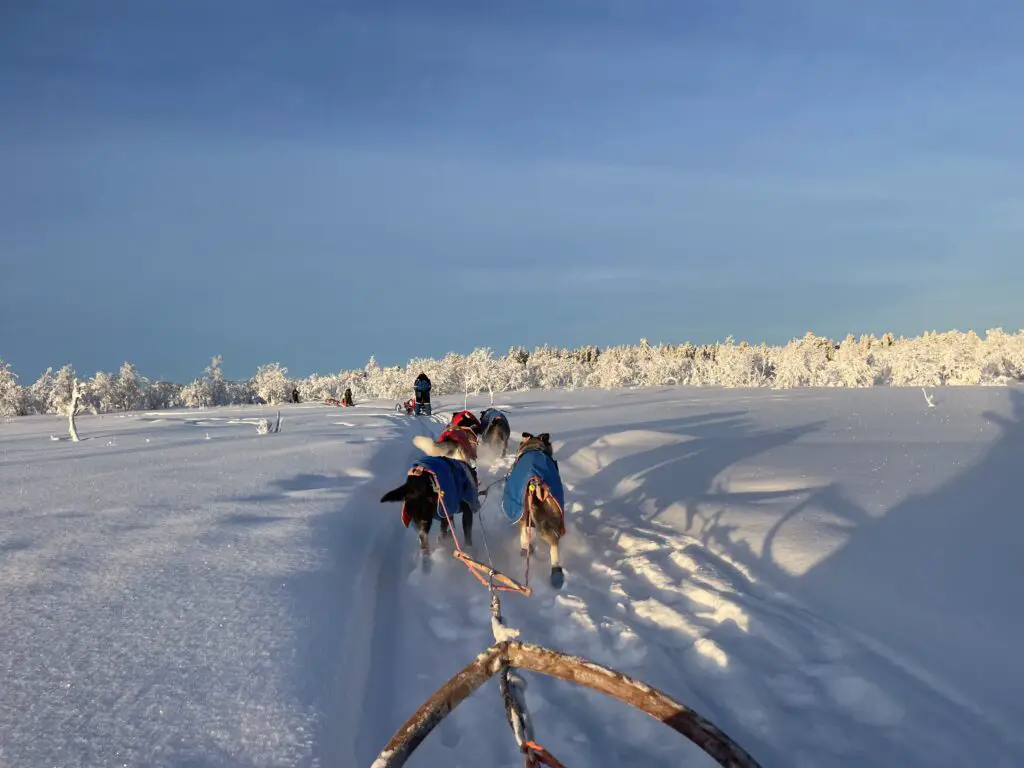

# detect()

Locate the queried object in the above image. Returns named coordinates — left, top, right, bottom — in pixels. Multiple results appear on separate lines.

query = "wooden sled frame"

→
left=371, top=640, right=762, bottom=768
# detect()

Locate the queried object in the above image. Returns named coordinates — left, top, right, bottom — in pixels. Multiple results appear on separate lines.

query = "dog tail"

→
left=412, top=434, right=455, bottom=457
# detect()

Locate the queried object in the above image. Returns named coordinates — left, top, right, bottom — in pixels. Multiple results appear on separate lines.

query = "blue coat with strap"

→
left=414, top=377, right=431, bottom=394
left=403, top=456, right=479, bottom=526
left=502, top=449, right=565, bottom=525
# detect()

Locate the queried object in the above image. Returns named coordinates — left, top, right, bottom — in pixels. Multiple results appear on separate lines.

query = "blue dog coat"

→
left=402, top=456, right=479, bottom=527
left=502, top=449, right=565, bottom=527
left=478, top=408, right=507, bottom=433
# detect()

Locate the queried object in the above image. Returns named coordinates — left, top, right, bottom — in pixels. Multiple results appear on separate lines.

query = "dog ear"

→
left=538, top=433, right=551, bottom=443
left=380, top=483, right=410, bottom=503
left=521, top=431, right=533, bottom=440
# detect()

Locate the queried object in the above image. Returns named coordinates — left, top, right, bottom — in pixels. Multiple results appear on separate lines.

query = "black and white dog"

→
left=502, top=432, right=567, bottom=588
left=380, top=455, right=479, bottom=563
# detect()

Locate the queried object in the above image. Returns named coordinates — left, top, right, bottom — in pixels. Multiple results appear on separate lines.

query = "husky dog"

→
left=412, top=425, right=479, bottom=465
left=380, top=456, right=479, bottom=561
left=448, top=410, right=481, bottom=432
left=502, top=432, right=567, bottom=589
left=477, top=408, right=511, bottom=459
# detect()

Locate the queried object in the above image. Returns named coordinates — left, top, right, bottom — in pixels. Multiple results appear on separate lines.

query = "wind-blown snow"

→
left=1, top=386, right=1022, bottom=767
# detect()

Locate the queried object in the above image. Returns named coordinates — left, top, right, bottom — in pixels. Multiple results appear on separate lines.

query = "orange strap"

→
left=524, top=741, right=566, bottom=768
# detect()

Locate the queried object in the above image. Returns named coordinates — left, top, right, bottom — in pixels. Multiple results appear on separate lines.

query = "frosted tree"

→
left=179, top=378, right=206, bottom=408
left=0, top=360, right=25, bottom=417
left=253, top=362, right=291, bottom=405
left=832, top=334, right=876, bottom=387
left=143, top=380, right=182, bottom=410
left=773, top=333, right=835, bottom=388
left=87, top=370, right=117, bottom=413
left=26, top=368, right=56, bottom=414
left=50, top=365, right=79, bottom=414
left=463, top=347, right=497, bottom=406
left=114, top=361, right=143, bottom=412
left=495, top=347, right=533, bottom=392
left=979, top=328, right=1024, bottom=383
left=204, top=355, right=228, bottom=406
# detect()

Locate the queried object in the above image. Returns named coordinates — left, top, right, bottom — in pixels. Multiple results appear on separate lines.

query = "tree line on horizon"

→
left=2, top=328, right=1023, bottom=418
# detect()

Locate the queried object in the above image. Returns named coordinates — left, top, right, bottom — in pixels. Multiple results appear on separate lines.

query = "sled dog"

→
left=380, top=456, right=479, bottom=558
left=502, top=432, right=567, bottom=588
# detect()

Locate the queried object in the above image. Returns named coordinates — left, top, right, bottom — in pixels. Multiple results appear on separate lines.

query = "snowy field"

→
left=1, top=385, right=1023, bottom=767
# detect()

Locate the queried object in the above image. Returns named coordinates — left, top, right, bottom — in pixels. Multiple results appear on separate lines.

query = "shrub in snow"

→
left=256, top=411, right=281, bottom=435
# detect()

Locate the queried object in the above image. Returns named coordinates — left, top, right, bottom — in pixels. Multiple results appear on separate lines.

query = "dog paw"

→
left=550, top=566, right=565, bottom=590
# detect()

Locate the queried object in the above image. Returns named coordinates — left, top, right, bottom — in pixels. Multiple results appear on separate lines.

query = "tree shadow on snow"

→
left=539, top=389, right=1024, bottom=767
left=771, top=388, right=1024, bottom=757
left=226, top=473, right=364, bottom=504
left=498, top=409, right=829, bottom=766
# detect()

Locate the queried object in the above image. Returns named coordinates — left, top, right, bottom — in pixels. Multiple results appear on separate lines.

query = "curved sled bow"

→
left=371, top=641, right=761, bottom=768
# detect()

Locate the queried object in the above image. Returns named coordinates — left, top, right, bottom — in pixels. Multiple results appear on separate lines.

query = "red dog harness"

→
left=436, top=426, right=478, bottom=462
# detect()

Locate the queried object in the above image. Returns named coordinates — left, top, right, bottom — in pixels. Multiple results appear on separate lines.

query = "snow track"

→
left=329, top=413, right=445, bottom=766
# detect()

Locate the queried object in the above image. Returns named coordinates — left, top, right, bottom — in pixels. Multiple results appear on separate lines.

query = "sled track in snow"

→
left=329, top=413, right=446, bottom=766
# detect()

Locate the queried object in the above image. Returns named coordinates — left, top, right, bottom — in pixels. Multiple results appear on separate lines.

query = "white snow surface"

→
left=1, top=386, right=1023, bottom=767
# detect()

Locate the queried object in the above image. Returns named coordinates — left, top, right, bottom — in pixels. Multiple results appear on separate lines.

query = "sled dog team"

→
left=380, top=405, right=568, bottom=589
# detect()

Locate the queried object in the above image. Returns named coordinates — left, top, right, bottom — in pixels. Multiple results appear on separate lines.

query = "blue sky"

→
left=2, top=0, right=1022, bottom=382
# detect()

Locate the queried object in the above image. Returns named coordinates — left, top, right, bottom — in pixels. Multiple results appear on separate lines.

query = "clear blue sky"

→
left=2, top=0, right=1022, bottom=382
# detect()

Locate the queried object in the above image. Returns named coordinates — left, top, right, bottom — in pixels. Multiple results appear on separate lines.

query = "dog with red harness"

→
left=412, top=409, right=481, bottom=465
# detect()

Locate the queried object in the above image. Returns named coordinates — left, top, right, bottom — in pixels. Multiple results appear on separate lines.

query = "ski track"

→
left=2, top=391, right=1023, bottom=767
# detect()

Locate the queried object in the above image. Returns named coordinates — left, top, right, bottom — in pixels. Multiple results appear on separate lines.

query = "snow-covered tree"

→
left=113, top=361, right=143, bottom=412
left=50, top=365, right=79, bottom=414
left=253, top=362, right=291, bottom=405
left=0, top=360, right=25, bottom=417
left=86, top=370, right=116, bottom=414
left=26, top=368, right=56, bottom=414
left=463, top=347, right=497, bottom=405
left=143, top=380, right=182, bottom=410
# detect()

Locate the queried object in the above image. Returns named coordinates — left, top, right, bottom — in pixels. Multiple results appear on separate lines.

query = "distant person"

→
left=342, top=387, right=354, bottom=407
left=291, top=387, right=300, bottom=403
left=413, top=372, right=431, bottom=416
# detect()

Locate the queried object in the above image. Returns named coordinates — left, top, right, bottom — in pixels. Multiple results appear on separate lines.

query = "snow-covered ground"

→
left=1, top=386, right=1022, bottom=767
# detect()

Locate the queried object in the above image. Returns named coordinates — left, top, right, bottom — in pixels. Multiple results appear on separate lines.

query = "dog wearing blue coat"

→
left=502, top=432, right=567, bottom=588
left=380, top=455, right=479, bottom=560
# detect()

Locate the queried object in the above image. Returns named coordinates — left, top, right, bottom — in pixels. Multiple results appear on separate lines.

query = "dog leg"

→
left=461, top=505, right=474, bottom=548
left=519, top=520, right=534, bottom=557
left=414, top=519, right=432, bottom=570
left=546, top=533, right=564, bottom=589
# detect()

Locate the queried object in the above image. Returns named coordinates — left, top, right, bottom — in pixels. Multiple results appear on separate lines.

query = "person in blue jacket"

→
left=413, top=372, right=432, bottom=416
